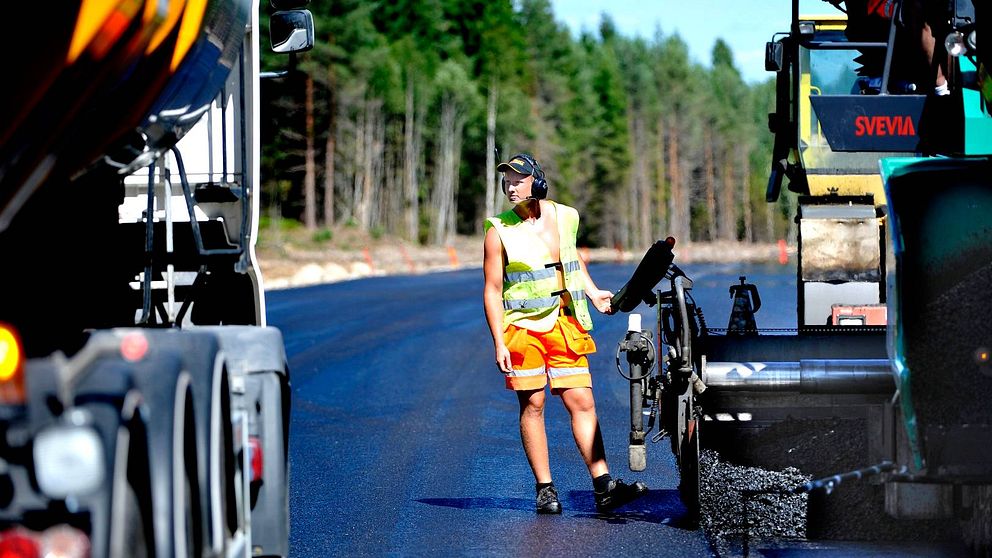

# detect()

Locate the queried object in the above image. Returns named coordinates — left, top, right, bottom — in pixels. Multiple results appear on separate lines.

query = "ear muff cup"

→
left=531, top=172, right=548, bottom=199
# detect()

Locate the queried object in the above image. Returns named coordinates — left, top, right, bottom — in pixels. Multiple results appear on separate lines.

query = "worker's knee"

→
left=520, top=404, right=545, bottom=421
left=517, top=389, right=546, bottom=417
left=561, top=387, right=596, bottom=415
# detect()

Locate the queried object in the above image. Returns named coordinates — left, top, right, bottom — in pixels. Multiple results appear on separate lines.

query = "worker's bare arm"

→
left=578, top=255, right=614, bottom=315
left=484, top=227, right=512, bottom=373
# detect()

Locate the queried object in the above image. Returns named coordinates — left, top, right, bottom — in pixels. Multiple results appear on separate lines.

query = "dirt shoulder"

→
left=256, top=225, right=792, bottom=290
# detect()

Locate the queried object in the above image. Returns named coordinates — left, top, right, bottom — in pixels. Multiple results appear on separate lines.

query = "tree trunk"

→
left=304, top=74, right=317, bottom=230
left=431, top=95, right=459, bottom=245
left=637, top=117, right=651, bottom=249
left=352, top=97, right=365, bottom=225
left=720, top=146, right=736, bottom=241
left=667, top=114, right=688, bottom=243
left=703, top=126, right=716, bottom=241
left=655, top=116, right=667, bottom=238
left=484, top=81, right=499, bottom=222
left=621, top=113, right=635, bottom=251
left=403, top=77, right=419, bottom=242
left=323, top=62, right=336, bottom=227
left=742, top=147, right=753, bottom=242
left=366, top=99, right=384, bottom=231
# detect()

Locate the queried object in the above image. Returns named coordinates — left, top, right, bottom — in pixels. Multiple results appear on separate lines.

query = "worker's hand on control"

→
left=589, top=289, right=614, bottom=314
left=495, top=344, right=513, bottom=374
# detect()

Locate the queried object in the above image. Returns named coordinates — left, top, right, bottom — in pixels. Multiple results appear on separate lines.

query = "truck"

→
left=0, top=1, right=313, bottom=556
left=612, top=0, right=991, bottom=548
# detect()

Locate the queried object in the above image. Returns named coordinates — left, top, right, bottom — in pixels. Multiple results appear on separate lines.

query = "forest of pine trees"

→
left=259, top=0, right=795, bottom=250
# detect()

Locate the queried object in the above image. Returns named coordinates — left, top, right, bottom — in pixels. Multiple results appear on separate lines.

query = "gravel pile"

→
left=700, top=418, right=959, bottom=548
left=699, top=449, right=809, bottom=546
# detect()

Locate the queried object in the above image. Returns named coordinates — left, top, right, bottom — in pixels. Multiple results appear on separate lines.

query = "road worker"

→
left=842, top=0, right=950, bottom=95
left=482, top=153, right=648, bottom=514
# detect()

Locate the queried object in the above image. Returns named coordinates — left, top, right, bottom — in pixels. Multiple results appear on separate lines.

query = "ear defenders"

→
left=500, top=153, right=548, bottom=200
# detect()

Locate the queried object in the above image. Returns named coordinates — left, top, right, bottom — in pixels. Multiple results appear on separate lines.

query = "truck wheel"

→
left=180, top=392, right=203, bottom=558
left=111, top=420, right=152, bottom=558
left=114, top=481, right=150, bottom=558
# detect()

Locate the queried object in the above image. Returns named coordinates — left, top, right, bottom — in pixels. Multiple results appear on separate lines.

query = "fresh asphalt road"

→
left=267, top=261, right=786, bottom=556
left=267, top=261, right=966, bottom=557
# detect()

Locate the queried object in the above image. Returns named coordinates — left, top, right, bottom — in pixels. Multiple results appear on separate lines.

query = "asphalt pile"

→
left=907, top=259, right=992, bottom=427
left=698, top=449, right=809, bottom=545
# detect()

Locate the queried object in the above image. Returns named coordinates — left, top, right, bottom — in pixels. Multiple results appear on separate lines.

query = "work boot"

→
left=594, top=478, right=648, bottom=512
left=536, top=483, right=562, bottom=514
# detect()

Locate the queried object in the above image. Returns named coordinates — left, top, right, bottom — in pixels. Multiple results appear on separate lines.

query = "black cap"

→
left=497, top=154, right=539, bottom=176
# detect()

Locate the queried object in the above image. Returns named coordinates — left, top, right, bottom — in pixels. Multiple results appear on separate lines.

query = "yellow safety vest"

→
left=484, top=202, right=593, bottom=332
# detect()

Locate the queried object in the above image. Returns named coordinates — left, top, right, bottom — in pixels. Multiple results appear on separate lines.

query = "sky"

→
left=548, top=0, right=827, bottom=83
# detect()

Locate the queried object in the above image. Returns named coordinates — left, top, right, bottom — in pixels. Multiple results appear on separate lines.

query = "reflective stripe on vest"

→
left=502, top=289, right=585, bottom=311
left=506, top=267, right=557, bottom=284
left=485, top=202, right=594, bottom=332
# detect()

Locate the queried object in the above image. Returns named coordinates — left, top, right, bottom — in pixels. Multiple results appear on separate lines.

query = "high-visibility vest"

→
left=485, top=202, right=593, bottom=332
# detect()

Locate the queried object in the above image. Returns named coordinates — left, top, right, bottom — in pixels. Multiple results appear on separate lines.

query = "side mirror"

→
left=765, top=41, right=784, bottom=72
left=270, top=10, right=314, bottom=54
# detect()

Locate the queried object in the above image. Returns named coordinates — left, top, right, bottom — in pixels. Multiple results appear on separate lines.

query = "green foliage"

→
left=312, top=228, right=334, bottom=243
left=259, top=215, right=302, bottom=231
left=258, top=1, right=790, bottom=248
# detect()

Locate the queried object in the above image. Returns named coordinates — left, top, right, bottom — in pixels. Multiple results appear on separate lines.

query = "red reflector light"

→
left=120, top=332, right=149, bottom=362
left=0, top=529, right=39, bottom=558
left=249, top=435, right=264, bottom=482
left=0, top=526, right=89, bottom=558
left=665, top=236, right=676, bottom=247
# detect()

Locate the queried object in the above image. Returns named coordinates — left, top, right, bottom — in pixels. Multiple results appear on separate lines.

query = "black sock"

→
left=593, top=473, right=612, bottom=493
left=536, top=482, right=554, bottom=492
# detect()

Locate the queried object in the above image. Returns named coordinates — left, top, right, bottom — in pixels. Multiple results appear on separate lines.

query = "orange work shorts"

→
left=503, top=314, right=597, bottom=392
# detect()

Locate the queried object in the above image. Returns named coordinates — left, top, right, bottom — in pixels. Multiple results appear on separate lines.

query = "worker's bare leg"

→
left=559, top=387, right=609, bottom=479
left=517, top=388, right=552, bottom=483
left=921, top=22, right=947, bottom=87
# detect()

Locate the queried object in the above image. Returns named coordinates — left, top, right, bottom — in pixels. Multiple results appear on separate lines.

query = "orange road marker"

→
left=400, top=246, right=415, bottom=273
left=447, top=245, right=460, bottom=267
left=363, top=247, right=375, bottom=271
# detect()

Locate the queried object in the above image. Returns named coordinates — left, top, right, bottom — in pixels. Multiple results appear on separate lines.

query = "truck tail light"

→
left=248, top=435, right=264, bottom=483
left=0, top=528, right=38, bottom=558
left=0, top=324, right=25, bottom=405
left=0, top=524, right=89, bottom=558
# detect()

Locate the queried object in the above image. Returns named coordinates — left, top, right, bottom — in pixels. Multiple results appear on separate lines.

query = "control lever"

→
left=611, top=237, right=677, bottom=313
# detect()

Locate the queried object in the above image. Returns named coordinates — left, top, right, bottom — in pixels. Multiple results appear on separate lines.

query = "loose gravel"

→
left=699, top=449, right=809, bottom=547
left=696, top=418, right=960, bottom=555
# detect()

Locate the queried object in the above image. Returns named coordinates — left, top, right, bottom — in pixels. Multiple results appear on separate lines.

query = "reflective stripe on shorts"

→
left=548, top=366, right=589, bottom=379
left=503, top=315, right=595, bottom=391
left=506, top=365, right=546, bottom=378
